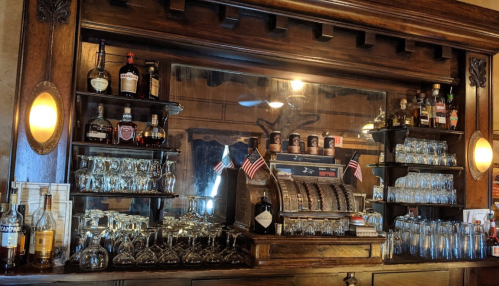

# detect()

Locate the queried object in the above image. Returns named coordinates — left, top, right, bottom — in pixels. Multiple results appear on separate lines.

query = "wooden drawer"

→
left=373, top=271, right=449, bottom=286
left=192, top=276, right=295, bottom=286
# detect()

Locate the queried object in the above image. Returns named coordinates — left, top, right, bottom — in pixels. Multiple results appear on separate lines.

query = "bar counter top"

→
left=2, top=256, right=499, bottom=285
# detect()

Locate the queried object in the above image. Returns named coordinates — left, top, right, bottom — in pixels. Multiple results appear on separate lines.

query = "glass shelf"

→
left=76, top=91, right=183, bottom=116
left=70, top=191, right=179, bottom=198
left=72, top=141, right=181, bottom=155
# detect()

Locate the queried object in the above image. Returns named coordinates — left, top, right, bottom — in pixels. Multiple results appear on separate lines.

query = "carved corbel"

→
left=397, top=39, right=415, bottom=55
left=314, top=23, right=334, bottom=42
left=269, top=14, right=288, bottom=33
left=435, top=45, right=452, bottom=60
left=356, top=31, right=376, bottom=49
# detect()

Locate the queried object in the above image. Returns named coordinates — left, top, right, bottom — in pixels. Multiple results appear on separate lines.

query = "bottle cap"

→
left=39, top=186, right=49, bottom=196
left=151, top=114, right=158, bottom=120
left=433, top=83, right=440, bottom=89
left=400, top=98, right=407, bottom=105
left=124, top=107, right=131, bottom=114
left=126, top=52, right=135, bottom=58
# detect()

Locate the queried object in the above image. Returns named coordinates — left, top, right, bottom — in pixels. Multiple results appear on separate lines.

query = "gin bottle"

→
left=254, top=192, right=273, bottom=234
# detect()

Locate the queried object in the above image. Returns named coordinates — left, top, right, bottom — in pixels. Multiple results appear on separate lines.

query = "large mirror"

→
left=167, top=64, right=387, bottom=203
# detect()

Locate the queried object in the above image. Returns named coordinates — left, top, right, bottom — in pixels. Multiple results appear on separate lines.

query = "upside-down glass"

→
left=79, top=226, right=109, bottom=271
left=161, top=160, right=176, bottom=194
left=135, top=227, right=159, bottom=267
left=75, top=155, right=91, bottom=191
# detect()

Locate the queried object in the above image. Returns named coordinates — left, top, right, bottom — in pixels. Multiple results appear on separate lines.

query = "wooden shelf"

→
left=72, top=141, right=181, bottom=155
left=76, top=91, right=183, bottom=116
left=367, top=163, right=463, bottom=172
left=369, top=127, right=464, bottom=136
left=70, top=191, right=179, bottom=198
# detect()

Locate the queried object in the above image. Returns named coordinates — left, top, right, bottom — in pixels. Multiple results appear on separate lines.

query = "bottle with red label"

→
left=116, top=106, right=137, bottom=145
left=119, top=52, right=139, bottom=98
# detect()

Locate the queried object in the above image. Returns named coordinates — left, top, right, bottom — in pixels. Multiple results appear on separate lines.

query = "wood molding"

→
left=169, top=0, right=186, bottom=14
left=269, top=14, right=288, bottom=34
left=435, top=45, right=452, bottom=61
left=220, top=5, right=239, bottom=29
left=314, top=23, right=334, bottom=42
left=397, top=39, right=415, bottom=55
left=356, top=31, right=375, bottom=49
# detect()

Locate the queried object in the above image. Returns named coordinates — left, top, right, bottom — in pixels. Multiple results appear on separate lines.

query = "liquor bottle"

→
left=394, top=99, right=414, bottom=127
left=254, top=192, right=273, bottom=234
left=446, top=87, right=458, bottom=130
left=28, top=186, right=48, bottom=263
left=431, top=84, right=447, bottom=129
left=33, top=192, right=56, bottom=270
left=119, top=52, right=139, bottom=98
left=412, top=94, right=424, bottom=127
left=116, top=106, right=137, bottom=145
left=373, top=106, right=386, bottom=129
left=0, top=187, right=21, bottom=269
left=87, top=39, right=111, bottom=94
left=140, top=60, right=160, bottom=101
left=84, top=103, right=113, bottom=143
left=16, top=205, right=30, bottom=265
left=419, top=93, right=431, bottom=127
left=142, top=114, right=166, bottom=146
left=486, top=217, right=499, bottom=257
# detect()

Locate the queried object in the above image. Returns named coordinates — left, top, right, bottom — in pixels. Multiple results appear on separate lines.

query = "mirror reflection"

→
left=167, top=64, right=386, bottom=201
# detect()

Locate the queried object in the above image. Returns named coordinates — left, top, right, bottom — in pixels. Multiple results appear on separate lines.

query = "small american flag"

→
left=241, top=150, right=266, bottom=179
left=213, top=153, right=234, bottom=174
left=347, top=151, right=362, bottom=182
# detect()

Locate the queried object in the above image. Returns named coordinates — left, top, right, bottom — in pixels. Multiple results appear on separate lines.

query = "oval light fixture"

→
left=25, top=81, right=64, bottom=155
left=474, top=137, right=493, bottom=173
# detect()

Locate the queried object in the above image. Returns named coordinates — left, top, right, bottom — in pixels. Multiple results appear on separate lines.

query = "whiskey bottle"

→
left=28, top=186, right=48, bottom=263
left=254, top=192, right=273, bottom=234
left=119, top=52, right=139, bottom=98
left=87, top=39, right=111, bottom=94
left=140, top=60, right=160, bottom=101
left=85, top=103, right=113, bottom=143
left=116, top=106, right=137, bottom=145
left=0, top=187, right=21, bottom=269
left=16, top=205, right=30, bottom=265
left=395, top=99, right=414, bottom=127
left=446, top=87, right=458, bottom=130
left=142, top=114, right=166, bottom=146
left=419, top=93, right=431, bottom=127
left=412, top=94, right=423, bottom=127
left=33, top=192, right=56, bottom=270
left=431, top=84, right=447, bottom=129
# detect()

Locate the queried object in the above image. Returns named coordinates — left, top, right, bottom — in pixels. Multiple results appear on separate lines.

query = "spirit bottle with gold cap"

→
left=33, top=192, right=56, bottom=269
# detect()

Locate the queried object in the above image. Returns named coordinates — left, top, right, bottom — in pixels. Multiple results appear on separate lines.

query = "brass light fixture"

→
left=468, top=58, right=493, bottom=181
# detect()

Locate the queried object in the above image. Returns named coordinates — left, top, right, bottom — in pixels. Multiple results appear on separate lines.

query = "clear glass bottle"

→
left=373, top=106, right=386, bottom=129
left=431, top=84, right=447, bottom=129
left=140, top=61, right=160, bottom=101
left=254, top=192, right=273, bottom=234
left=446, top=87, right=458, bottom=130
left=85, top=103, right=113, bottom=143
left=16, top=205, right=31, bottom=265
left=0, top=187, right=21, bottom=269
left=33, top=192, right=56, bottom=270
left=28, top=186, right=48, bottom=263
left=395, top=99, right=414, bottom=127
left=119, top=52, right=139, bottom=98
left=116, top=106, right=137, bottom=145
left=87, top=39, right=111, bottom=94
left=142, top=114, right=166, bottom=146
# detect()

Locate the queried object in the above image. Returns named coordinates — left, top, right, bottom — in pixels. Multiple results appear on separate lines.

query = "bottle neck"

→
left=96, top=52, right=106, bottom=70
left=122, top=113, right=132, bottom=122
left=127, top=57, right=134, bottom=65
left=97, top=108, right=104, bottom=119
left=43, top=195, right=52, bottom=212
left=9, top=194, right=18, bottom=213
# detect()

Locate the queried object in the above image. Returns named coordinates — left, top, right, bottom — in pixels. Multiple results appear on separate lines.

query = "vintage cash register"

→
left=230, top=152, right=382, bottom=267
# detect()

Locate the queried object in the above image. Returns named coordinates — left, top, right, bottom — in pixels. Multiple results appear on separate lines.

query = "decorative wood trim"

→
left=269, top=14, right=288, bottom=34
left=36, top=0, right=71, bottom=24
left=435, top=45, right=452, bottom=61
left=469, top=57, right=487, bottom=89
left=169, top=0, right=186, bottom=14
left=314, top=23, right=334, bottom=42
left=220, top=5, right=239, bottom=29
left=356, top=31, right=375, bottom=49
left=397, top=39, right=415, bottom=55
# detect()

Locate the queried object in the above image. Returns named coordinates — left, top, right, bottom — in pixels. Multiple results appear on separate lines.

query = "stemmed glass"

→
left=134, top=159, right=151, bottom=193
left=223, top=231, right=244, bottom=265
left=149, top=227, right=163, bottom=257
left=79, top=226, right=109, bottom=271
left=69, top=213, right=86, bottom=265
left=89, top=156, right=107, bottom=192
left=148, top=159, right=163, bottom=193
left=182, top=226, right=203, bottom=266
left=132, top=217, right=148, bottom=257
left=119, top=158, right=135, bottom=193
left=181, top=196, right=201, bottom=221
left=75, top=155, right=91, bottom=191
left=203, top=223, right=223, bottom=265
left=103, top=211, right=118, bottom=256
left=158, top=226, right=181, bottom=266
left=104, top=158, right=121, bottom=193
left=113, top=217, right=136, bottom=267
left=135, top=227, right=159, bottom=267
left=161, top=160, right=176, bottom=194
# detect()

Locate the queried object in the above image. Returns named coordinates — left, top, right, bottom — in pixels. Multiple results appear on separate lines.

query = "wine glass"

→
left=69, top=213, right=86, bottom=265
left=75, top=155, right=91, bottom=191
left=79, top=226, right=109, bottom=271
left=161, top=160, right=176, bottom=194
left=203, top=223, right=223, bottom=265
left=182, top=226, right=203, bottom=266
left=103, top=157, right=121, bottom=193
left=148, top=159, right=162, bottom=193
left=133, top=159, right=151, bottom=193
left=135, top=228, right=159, bottom=267
left=119, top=157, right=135, bottom=193
left=149, top=227, right=163, bottom=257
left=158, top=227, right=180, bottom=266
left=103, top=211, right=118, bottom=256
left=88, top=156, right=107, bottom=192
left=223, top=231, right=244, bottom=265
left=112, top=217, right=136, bottom=267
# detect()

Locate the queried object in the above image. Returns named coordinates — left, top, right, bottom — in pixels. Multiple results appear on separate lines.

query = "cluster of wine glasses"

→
left=395, top=138, right=457, bottom=166
left=283, top=217, right=348, bottom=236
left=74, top=155, right=176, bottom=193
left=70, top=208, right=245, bottom=271
left=387, top=173, right=457, bottom=204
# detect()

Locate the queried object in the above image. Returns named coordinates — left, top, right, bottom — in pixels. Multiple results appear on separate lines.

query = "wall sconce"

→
left=25, top=81, right=64, bottom=155
left=469, top=131, right=493, bottom=180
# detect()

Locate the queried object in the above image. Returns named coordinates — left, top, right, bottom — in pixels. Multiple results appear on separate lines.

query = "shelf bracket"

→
left=220, top=5, right=239, bottom=29
left=269, top=14, right=288, bottom=34
left=315, top=23, right=334, bottom=42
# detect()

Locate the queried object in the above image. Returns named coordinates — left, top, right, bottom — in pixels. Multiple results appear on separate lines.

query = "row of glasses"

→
left=387, top=173, right=457, bottom=204
left=75, top=155, right=176, bottom=193
left=394, top=216, right=487, bottom=260
left=283, top=218, right=348, bottom=236
left=395, top=138, right=457, bottom=166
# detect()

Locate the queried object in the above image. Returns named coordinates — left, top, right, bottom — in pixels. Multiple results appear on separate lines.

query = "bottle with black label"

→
left=119, top=52, right=139, bottom=98
left=140, top=60, right=160, bottom=101
left=254, top=192, right=273, bottom=234
left=84, top=103, right=113, bottom=143
left=16, top=205, right=30, bottom=265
